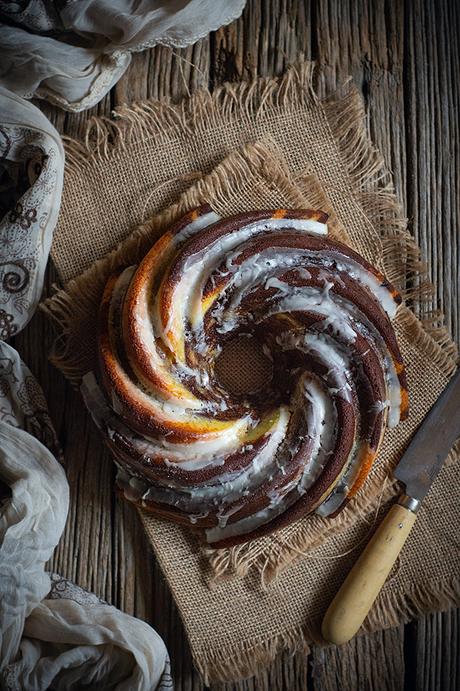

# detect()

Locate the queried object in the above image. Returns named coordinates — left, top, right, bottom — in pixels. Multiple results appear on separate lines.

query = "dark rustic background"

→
left=14, top=1, right=460, bottom=689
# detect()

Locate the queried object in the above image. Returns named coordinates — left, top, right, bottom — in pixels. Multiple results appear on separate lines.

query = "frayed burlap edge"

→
left=41, top=61, right=459, bottom=599
left=195, top=574, right=460, bottom=684
left=61, top=62, right=319, bottom=173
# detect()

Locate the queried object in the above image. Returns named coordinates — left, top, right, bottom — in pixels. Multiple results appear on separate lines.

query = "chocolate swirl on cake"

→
left=82, top=206, right=408, bottom=547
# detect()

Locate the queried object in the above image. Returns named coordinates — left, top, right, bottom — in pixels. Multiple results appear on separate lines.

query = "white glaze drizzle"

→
left=86, top=208, right=407, bottom=543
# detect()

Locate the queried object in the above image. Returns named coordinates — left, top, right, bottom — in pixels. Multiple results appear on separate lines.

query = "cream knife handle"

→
left=321, top=496, right=419, bottom=646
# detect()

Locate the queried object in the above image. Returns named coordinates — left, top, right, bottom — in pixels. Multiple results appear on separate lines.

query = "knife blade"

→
left=322, top=368, right=460, bottom=646
left=394, top=367, right=460, bottom=504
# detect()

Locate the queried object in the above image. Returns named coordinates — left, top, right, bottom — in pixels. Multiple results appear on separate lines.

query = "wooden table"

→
left=14, top=1, right=459, bottom=689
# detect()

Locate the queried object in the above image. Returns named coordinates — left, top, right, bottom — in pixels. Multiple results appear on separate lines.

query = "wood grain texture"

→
left=311, top=626, right=406, bottom=691
left=12, top=0, right=459, bottom=689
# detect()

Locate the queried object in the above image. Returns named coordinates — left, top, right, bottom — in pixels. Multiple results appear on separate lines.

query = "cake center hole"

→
left=214, top=335, right=273, bottom=396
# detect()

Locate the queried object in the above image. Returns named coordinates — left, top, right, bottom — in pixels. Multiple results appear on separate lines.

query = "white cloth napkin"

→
left=0, top=341, right=172, bottom=690
left=0, top=1, right=246, bottom=111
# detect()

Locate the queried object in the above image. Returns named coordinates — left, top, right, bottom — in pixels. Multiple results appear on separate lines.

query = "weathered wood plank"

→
left=406, top=609, right=460, bottom=691
left=405, top=0, right=460, bottom=343
left=114, top=42, right=211, bottom=106
left=310, top=626, right=406, bottom=691
left=11, top=1, right=459, bottom=689
left=401, top=6, right=460, bottom=689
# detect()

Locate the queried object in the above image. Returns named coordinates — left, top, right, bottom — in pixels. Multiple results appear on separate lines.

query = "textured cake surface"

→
left=82, top=206, right=408, bottom=547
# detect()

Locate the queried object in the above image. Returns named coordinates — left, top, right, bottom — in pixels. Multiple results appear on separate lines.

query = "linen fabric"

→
left=0, top=1, right=246, bottom=111
left=0, top=341, right=172, bottom=690
left=0, top=89, right=64, bottom=336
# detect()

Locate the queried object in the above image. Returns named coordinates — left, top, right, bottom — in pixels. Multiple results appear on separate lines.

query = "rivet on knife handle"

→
left=321, top=495, right=419, bottom=645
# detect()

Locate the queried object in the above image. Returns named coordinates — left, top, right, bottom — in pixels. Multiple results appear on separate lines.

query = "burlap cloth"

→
left=42, top=63, right=460, bottom=683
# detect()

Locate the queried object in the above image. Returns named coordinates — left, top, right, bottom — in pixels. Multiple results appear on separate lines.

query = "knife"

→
left=321, top=367, right=460, bottom=645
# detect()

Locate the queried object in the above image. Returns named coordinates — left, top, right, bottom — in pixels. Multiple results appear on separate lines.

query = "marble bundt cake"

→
left=82, top=206, right=408, bottom=547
